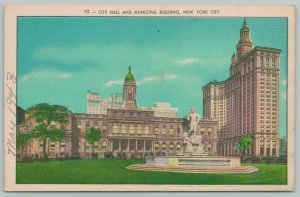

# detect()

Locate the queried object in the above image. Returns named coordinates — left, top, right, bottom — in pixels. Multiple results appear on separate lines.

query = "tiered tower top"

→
left=124, top=66, right=135, bottom=81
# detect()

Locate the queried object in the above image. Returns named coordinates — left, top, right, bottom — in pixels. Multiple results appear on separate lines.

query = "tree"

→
left=85, top=127, right=102, bottom=158
left=16, top=132, right=32, bottom=160
left=27, top=103, right=69, bottom=159
left=236, top=134, right=253, bottom=164
left=182, top=116, right=191, bottom=131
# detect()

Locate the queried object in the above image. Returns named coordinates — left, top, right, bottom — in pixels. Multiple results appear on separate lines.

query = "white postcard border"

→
left=4, top=4, right=296, bottom=191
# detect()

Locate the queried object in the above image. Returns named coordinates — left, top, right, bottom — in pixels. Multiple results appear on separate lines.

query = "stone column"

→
left=276, top=137, right=280, bottom=157
left=127, top=139, right=130, bottom=152
left=152, top=141, right=154, bottom=152
left=46, top=139, right=49, bottom=156
left=135, top=140, right=137, bottom=152
left=264, top=139, right=267, bottom=156
left=119, top=139, right=121, bottom=152
left=110, top=140, right=113, bottom=152
left=144, top=140, right=146, bottom=152
left=255, top=137, right=260, bottom=156
left=270, top=137, right=273, bottom=156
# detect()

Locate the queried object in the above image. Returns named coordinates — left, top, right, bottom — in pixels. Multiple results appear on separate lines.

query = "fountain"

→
left=182, top=107, right=205, bottom=156
left=127, top=108, right=258, bottom=174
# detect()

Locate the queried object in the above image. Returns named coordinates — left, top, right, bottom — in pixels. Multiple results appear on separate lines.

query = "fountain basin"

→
left=146, top=156, right=241, bottom=167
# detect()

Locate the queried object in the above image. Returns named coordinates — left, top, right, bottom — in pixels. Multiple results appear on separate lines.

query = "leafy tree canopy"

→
left=25, top=103, right=70, bottom=158
left=182, top=116, right=191, bottom=131
left=236, top=134, right=253, bottom=152
left=27, top=103, right=70, bottom=126
left=85, top=127, right=102, bottom=145
left=16, top=132, right=32, bottom=149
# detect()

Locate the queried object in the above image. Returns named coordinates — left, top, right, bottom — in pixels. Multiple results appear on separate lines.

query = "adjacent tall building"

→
left=87, top=91, right=123, bottom=115
left=203, top=19, right=281, bottom=157
left=152, top=103, right=178, bottom=118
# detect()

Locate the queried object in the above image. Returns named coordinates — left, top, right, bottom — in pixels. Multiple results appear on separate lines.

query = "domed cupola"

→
left=125, top=66, right=135, bottom=81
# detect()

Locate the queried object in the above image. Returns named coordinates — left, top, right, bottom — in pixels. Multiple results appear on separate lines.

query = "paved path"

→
left=127, top=164, right=258, bottom=174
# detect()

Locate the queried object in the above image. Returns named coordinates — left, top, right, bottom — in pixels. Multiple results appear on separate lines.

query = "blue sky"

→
left=17, top=17, right=287, bottom=137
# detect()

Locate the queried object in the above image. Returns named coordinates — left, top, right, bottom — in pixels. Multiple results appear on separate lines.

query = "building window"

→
left=266, top=57, right=270, bottom=67
left=137, top=125, right=142, bottom=134
left=102, top=141, right=108, bottom=151
left=112, top=123, right=119, bottom=133
left=102, top=125, right=107, bottom=134
left=154, top=127, right=159, bottom=135
left=271, top=57, right=275, bottom=68
left=169, top=128, right=174, bottom=136
left=129, top=124, right=135, bottom=134
left=128, top=89, right=132, bottom=100
left=50, top=142, right=56, bottom=150
left=155, top=142, right=160, bottom=151
left=121, top=124, right=126, bottom=133
left=86, top=121, right=90, bottom=128
left=60, top=140, right=66, bottom=150
left=162, top=142, right=166, bottom=151
left=260, top=56, right=264, bottom=67
left=144, top=125, right=149, bottom=134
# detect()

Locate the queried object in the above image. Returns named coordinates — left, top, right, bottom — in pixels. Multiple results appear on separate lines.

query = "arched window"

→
left=176, top=143, right=181, bottom=151
left=137, top=125, right=142, bottom=134
left=121, top=124, right=126, bottom=133
left=144, top=125, right=149, bottom=134
left=128, top=89, right=132, bottom=100
left=102, top=140, right=108, bottom=151
left=129, top=124, right=135, bottom=134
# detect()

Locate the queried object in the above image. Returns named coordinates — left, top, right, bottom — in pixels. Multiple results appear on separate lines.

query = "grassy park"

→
left=16, top=159, right=287, bottom=185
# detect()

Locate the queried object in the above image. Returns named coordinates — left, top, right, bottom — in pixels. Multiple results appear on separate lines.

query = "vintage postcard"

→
left=4, top=4, right=295, bottom=191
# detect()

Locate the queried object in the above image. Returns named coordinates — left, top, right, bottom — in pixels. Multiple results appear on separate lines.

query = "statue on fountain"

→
left=182, top=108, right=204, bottom=156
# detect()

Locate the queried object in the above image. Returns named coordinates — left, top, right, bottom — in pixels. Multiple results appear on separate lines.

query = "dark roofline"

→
left=202, top=46, right=281, bottom=90
left=255, top=46, right=282, bottom=52
left=87, top=90, right=100, bottom=95
left=239, top=46, right=281, bottom=62
left=202, top=79, right=226, bottom=89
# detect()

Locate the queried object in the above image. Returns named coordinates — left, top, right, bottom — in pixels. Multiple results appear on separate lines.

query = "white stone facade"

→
left=152, top=102, right=178, bottom=118
left=86, top=91, right=123, bottom=115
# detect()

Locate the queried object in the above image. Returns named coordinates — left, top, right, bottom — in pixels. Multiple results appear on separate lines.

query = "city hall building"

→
left=18, top=67, right=218, bottom=159
left=203, top=19, right=281, bottom=157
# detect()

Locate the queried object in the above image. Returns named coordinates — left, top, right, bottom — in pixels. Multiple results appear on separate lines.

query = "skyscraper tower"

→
left=203, top=18, right=281, bottom=157
left=123, top=66, right=137, bottom=109
left=236, top=18, right=253, bottom=59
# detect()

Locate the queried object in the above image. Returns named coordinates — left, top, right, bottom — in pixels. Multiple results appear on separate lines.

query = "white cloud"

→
left=174, top=57, right=226, bottom=67
left=60, top=73, right=73, bottom=79
left=175, top=58, right=199, bottom=65
left=137, top=74, right=179, bottom=85
left=105, top=74, right=179, bottom=87
left=105, top=79, right=124, bottom=87
left=20, top=70, right=72, bottom=81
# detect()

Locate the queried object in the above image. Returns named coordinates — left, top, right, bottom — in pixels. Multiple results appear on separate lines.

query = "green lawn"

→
left=16, top=159, right=287, bottom=185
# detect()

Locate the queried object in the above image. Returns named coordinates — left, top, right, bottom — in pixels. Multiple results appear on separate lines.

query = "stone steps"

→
left=126, top=164, right=258, bottom=174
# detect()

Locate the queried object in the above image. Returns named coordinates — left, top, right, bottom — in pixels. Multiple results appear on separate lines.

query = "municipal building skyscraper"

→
left=203, top=19, right=281, bottom=157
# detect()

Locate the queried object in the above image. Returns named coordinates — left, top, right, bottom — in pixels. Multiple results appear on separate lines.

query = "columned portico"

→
left=109, top=138, right=157, bottom=154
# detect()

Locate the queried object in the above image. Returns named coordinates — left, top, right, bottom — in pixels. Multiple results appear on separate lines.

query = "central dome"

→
left=125, top=66, right=135, bottom=81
